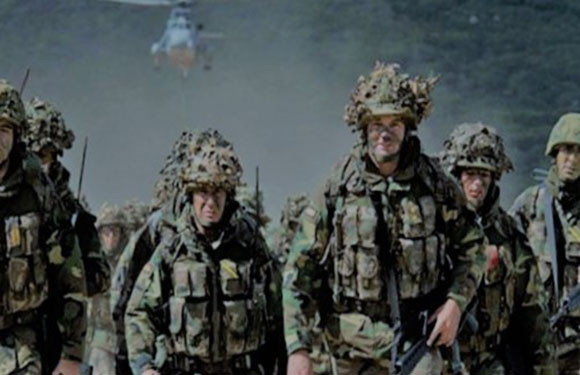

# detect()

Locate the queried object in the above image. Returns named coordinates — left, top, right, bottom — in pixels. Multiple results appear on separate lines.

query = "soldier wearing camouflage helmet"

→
left=510, top=113, right=580, bottom=373
left=0, top=80, right=88, bottom=375
left=125, top=129, right=286, bottom=375
left=24, top=97, right=111, bottom=298
left=283, top=62, right=486, bottom=375
left=86, top=204, right=130, bottom=375
left=439, top=123, right=554, bottom=375
left=110, top=130, right=201, bottom=375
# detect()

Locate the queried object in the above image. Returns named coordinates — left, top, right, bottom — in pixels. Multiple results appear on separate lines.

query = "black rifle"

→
left=550, top=283, right=580, bottom=330
left=369, top=192, right=402, bottom=375
left=39, top=303, right=63, bottom=375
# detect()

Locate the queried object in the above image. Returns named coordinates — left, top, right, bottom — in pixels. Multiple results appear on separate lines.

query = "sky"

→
left=0, top=0, right=558, bottom=222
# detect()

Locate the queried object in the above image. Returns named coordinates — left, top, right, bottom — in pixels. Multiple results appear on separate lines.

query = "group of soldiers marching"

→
left=0, top=60, right=578, bottom=375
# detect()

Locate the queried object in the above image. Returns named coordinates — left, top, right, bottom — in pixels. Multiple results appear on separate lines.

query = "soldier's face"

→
left=556, top=144, right=580, bottom=182
left=0, top=120, right=14, bottom=165
left=192, top=188, right=227, bottom=227
left=460, top=168, right=492, bottom=209
left=366, top=115, right=406, bottom=163
left=99, top=225, right=122, bottom=252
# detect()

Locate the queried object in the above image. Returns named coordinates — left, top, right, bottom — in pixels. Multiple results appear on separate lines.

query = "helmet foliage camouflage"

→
left=178, top=129, right=242, bottom=192
left=24, top=97, right=75, bottom=155
left=344, top=62, right=438, bottom=131
left=439, top=122, right=513, bottom=179
left=281, top=193, right=310, bottom=227
left=545, top=113, right=580, bottom=156
left=123, top=199, right=149, bottom=231
left=96, top=203, right=128, bottom=229
left=0, top=80, right=26, bottom=133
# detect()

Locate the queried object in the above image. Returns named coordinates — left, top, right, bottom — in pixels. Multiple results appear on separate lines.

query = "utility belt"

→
left=335, top=297, right=391, bottom=320
left=0, top=309, right=39, bottom=331
left=334, top=288, right=448, bottom=328
left=169, top=353, right=257, bottom=375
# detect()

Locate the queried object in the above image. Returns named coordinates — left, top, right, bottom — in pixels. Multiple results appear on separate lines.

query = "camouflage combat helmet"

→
left=439, top=122, right=514, bottom=179
left=123, top=199, right=150, bottom=231
left=236, top=183, right=270, bottom=226
left=24, top=97, right=75, bottom=155
left=96, top=202, right=128, bottom=230
left=545, top=113, right=580, bottom=156
left=344, top=62, right=438, bottom=131
left=0, top=80, right=26, bottom=134
left=151, top=173, right=175, bottom=210
left=178, top=129, right=242, bottom=192
left=281, top=193, right=309, bottom=227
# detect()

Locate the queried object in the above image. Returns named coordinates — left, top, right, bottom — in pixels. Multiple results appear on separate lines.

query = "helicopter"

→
left=102, top=0, right=223, bottom=77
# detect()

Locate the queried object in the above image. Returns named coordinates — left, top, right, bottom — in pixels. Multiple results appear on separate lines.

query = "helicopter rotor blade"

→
left=99, top=0, right=174, bottom=6
left=198, top=31, right=225, bottom=39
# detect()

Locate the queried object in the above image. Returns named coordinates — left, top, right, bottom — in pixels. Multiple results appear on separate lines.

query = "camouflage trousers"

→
left=88, top=347, right=115, bottom=375
left=0, top=326, right=42, bottom=375
left=329, top=348, right=443, bottom=375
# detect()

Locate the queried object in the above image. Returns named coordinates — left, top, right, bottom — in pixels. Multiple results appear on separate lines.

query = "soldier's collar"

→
left=360, top=153, right=415, bottom=193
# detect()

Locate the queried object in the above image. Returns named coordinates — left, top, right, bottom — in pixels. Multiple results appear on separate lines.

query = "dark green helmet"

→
left=545, top=113, right=580, bottom=156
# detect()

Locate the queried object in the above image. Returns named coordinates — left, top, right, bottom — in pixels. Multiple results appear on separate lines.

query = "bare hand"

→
left=485, top=245, right=499, bottom=272
left=52, top=359, right=81, bottom=375
left=427, top=298, right=461, bottom=347
left=287, top=350, right=313, bottom=375
left=142, top=370, right=160, bottom=375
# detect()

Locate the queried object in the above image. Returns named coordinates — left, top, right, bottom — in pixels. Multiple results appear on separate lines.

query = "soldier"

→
left=0, top=80, right=87, bottom=375
left=439, top=123, right=553, bottom=375
left=283, top=62, right=486, bottom=375
left=510, top=113, right=580, bottom=374
left=110, top=130, right=201, bottom=375
left=268, top=193, right=310, bottom=267
left=24, top=98, right=110, bottom=297
left=86, top=204, right=130, bottom=375
left=125, top=129, right=286, bottom=375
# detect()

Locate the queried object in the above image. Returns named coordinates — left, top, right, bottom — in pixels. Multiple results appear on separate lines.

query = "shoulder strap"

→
left=542, top=183, right=560, bottom=302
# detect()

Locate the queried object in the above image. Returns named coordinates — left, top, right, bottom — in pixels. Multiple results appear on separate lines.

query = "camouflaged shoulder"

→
left=156, top=226, right=181, bottom=266
left=416, top=153, right=467, bottom=207
left=234, top=207, right=272, bottom=265
left=324, top=151, right=362, bottom=204
left=21, top=151, right=60, bottom=218
left=509, top=184, right=542, bottom=232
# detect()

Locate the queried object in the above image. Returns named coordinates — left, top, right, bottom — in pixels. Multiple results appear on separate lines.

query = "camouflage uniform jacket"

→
left=48, top=160, right=110, bottom=296
left=458, top=186, right=552, bottom=373
left=283, top=144, right=486, bottom=360
left=510, top=166, right=580, bottom=355
left=110, top=208, right=169, bottom=369
left=87, top=235, right=129, bottom=355
left=0, top=151, right=87, bottom=373
left=125, top=203, right=285, bottom=374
